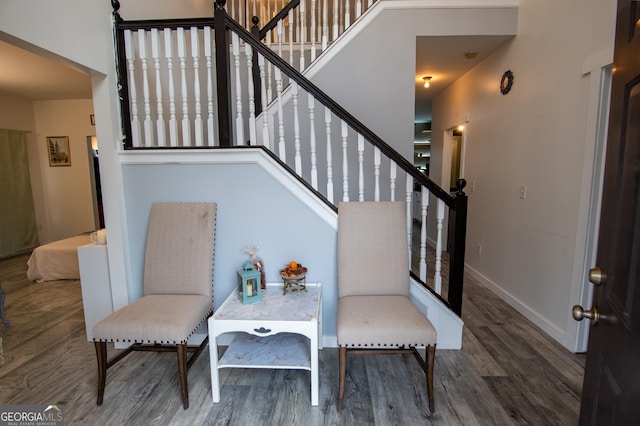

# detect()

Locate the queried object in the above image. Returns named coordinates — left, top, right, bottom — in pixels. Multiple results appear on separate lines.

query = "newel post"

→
left=448, top=178, right=468, bottom=316
left=111, top=0, right=132, bottom=149
left=250, top=16, right=263, bottom=116
left=214, top=0, right=233, bottom=147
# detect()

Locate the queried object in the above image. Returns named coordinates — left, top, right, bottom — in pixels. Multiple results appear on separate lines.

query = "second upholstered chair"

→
left=337, top=201, right=437, bottom=413
left=92, top=202, right=216, bottom=409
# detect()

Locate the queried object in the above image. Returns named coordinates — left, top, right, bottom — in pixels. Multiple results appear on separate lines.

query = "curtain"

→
left=0, top=129, right=39, bottom=258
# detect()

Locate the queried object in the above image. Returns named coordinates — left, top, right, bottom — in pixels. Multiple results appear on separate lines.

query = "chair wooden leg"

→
left=337, top=346, right=347, bottom=413
left=426, top=345, right=436, bottom=413
left=177, top=343, right=189, bottom=409
left=94, top=341, right=107, bottom=406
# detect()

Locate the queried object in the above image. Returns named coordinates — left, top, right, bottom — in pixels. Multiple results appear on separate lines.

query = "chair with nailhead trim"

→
left=337, top=201, right=437, bottom=413
left=92, top=203, right=216, bottom=409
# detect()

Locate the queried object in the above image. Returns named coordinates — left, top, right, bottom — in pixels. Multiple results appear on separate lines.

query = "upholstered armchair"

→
left=92, top=202, right=216, bottom=409
left=337, top=201, right=437, bottom=413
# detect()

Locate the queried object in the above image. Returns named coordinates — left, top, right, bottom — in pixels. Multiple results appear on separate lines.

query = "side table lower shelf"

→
left=209, top=282, right=322, bottom=406
left=218, top=332, right=311, bottom=370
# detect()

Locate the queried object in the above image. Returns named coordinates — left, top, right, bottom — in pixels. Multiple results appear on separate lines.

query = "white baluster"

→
left=293, top=82, right=302, bottom=173
left=357, top=135, right=364, bottom=201
left=204, top=26, right=215, bottom=146
left=434, top=199, right=445, bottom=294
left=322, top=0, right=329, bottom=50
left=246, top=42, right=257, bottom=146
left=406, top=174, right=413, bottom=265
left=258, top=53, right=270, bottom=149
left=310, top=0, right=317, bottom=61
left=151, top=29, right=166, bottom=147
left=308, top=93, right=318, bottom=189
left=288, top=9, right=294, bottom=65
left=332, top=0, right=339, bottom=41
left=177, top=28, right=191, bottom=146
left=345, top=0, right=351, bottom=28
left=356, top=0, right=362, bottom=18
left=266, top=37, right=273, bottom=102
left=299, top=0, right=306, bottom=70
left=390, top=162, right=397, bottom=201
left=191, top=27, right=203, bottom=147
left=325, top=107, right=334, bottom=203
left=138, top=29, right=153, bottom=146
left=164, top=29, right=178, bottom=147
left=230, top=0, right=237, bottom=24
left=374, top=146, right=381, bottom=201
left=341, top=120, right=349, bottom=202
left=124, top=30, right=141, bottom=147
left=277, top=17, right=283, bottom=59
left=232, top=33, right=244, bottom=146
left=275, top=67, right=286, bottom=161
left=420, top=186, right=429, bottom=282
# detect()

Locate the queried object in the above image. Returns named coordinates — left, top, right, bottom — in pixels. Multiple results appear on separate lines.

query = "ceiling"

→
left=0, top=34, right=512, bottom=121
left=414, top=35, right=512, bottom=124
left=0, top=40, right=92, bottom=100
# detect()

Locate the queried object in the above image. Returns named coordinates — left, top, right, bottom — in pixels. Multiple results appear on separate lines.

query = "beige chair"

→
left=92, top=202, right=216, bottom=409
left=337, top=201, right=437, bottom=413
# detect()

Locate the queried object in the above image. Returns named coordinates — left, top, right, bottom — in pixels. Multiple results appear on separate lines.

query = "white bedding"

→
left=27, top=235, right=92, bottom=282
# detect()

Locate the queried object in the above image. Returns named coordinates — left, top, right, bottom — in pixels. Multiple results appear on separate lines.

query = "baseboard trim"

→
left=464, top=264, right=566, bottom=344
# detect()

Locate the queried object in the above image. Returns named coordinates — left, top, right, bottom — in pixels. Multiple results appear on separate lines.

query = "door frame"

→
left=441, top=120, right=468, bottom=250
left=441, top=122, right=468, bottom=192
left=566, top=48, right=613, bottom=352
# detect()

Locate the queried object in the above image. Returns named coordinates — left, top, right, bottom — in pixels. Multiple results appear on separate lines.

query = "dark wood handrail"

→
left=257, top=0, right=301, bottom=40
left=223, top=14, right=455, bottom=206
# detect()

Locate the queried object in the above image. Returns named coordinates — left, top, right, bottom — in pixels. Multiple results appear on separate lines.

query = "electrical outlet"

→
left=520, top=185, right=527, bottom=199
left=470, top=181, right=475, bottom=192
left=476, top=243, right=482, bottom=256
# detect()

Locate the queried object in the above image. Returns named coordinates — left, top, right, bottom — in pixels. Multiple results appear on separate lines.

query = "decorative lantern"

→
left=237, top=261, right=262, bottom=304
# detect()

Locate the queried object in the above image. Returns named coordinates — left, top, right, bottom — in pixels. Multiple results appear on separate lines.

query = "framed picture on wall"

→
left=47, top=136, right=71, bottom=167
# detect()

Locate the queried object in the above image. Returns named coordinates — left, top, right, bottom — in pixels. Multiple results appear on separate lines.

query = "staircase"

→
left=111, top=0, right=466, bottom=348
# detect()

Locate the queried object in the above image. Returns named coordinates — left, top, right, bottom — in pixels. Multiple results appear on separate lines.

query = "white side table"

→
left=209, top=282, right=322, bottom=405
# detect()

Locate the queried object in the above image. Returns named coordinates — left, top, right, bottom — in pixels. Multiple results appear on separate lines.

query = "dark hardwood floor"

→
left=0, top=250, right=585, bottom=425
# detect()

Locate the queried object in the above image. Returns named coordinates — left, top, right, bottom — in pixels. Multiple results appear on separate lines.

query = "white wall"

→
left=431, top=0, right=617, bottom=349
left=32, top=99, right=96, bottom=242
left=311, top=4, right=518, bottom=162
left=122, top=161, right=339, bottom=338
left=0, top=93, right=96, bottom=244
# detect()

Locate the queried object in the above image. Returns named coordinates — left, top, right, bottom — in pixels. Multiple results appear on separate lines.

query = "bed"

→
left=27, top=234, right=93, bottom=282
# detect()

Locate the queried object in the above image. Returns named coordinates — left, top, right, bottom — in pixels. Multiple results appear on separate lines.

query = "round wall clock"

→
left=500, top=70, right=514, bottom=95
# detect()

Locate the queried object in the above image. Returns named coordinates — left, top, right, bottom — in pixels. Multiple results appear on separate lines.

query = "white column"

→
left=191, top=27, right=203, bottom=147
left=341, top=120, right=349, bottom=202
left=151, top=29, right=166, bottom=147
left=164, top=29, right=179, bottom=147
left=124, top=30, right=141, bottom=147
left=325, top=107, right=334, bottom=203
left=434, top=199, right=445, bottom=294
left=177, top=28, right=191, bottom=146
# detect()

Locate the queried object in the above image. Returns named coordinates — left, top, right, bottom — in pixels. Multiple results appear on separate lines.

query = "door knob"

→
left=572, top=305, right=600, bottom=324
left=589, top=267, right=606, bottom=286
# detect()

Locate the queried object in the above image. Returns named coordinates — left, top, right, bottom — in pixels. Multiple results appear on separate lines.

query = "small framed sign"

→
left=47, top=136, right=71, bottom=167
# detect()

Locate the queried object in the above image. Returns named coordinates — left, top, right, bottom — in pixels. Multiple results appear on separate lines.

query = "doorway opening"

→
left=86, top=135, right=104, bottom=229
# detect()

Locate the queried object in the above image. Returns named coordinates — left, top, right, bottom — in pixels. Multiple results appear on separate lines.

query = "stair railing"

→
left=111, top=0, right=467, bottom=316
left=226, top=0, right=378, bottom=74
